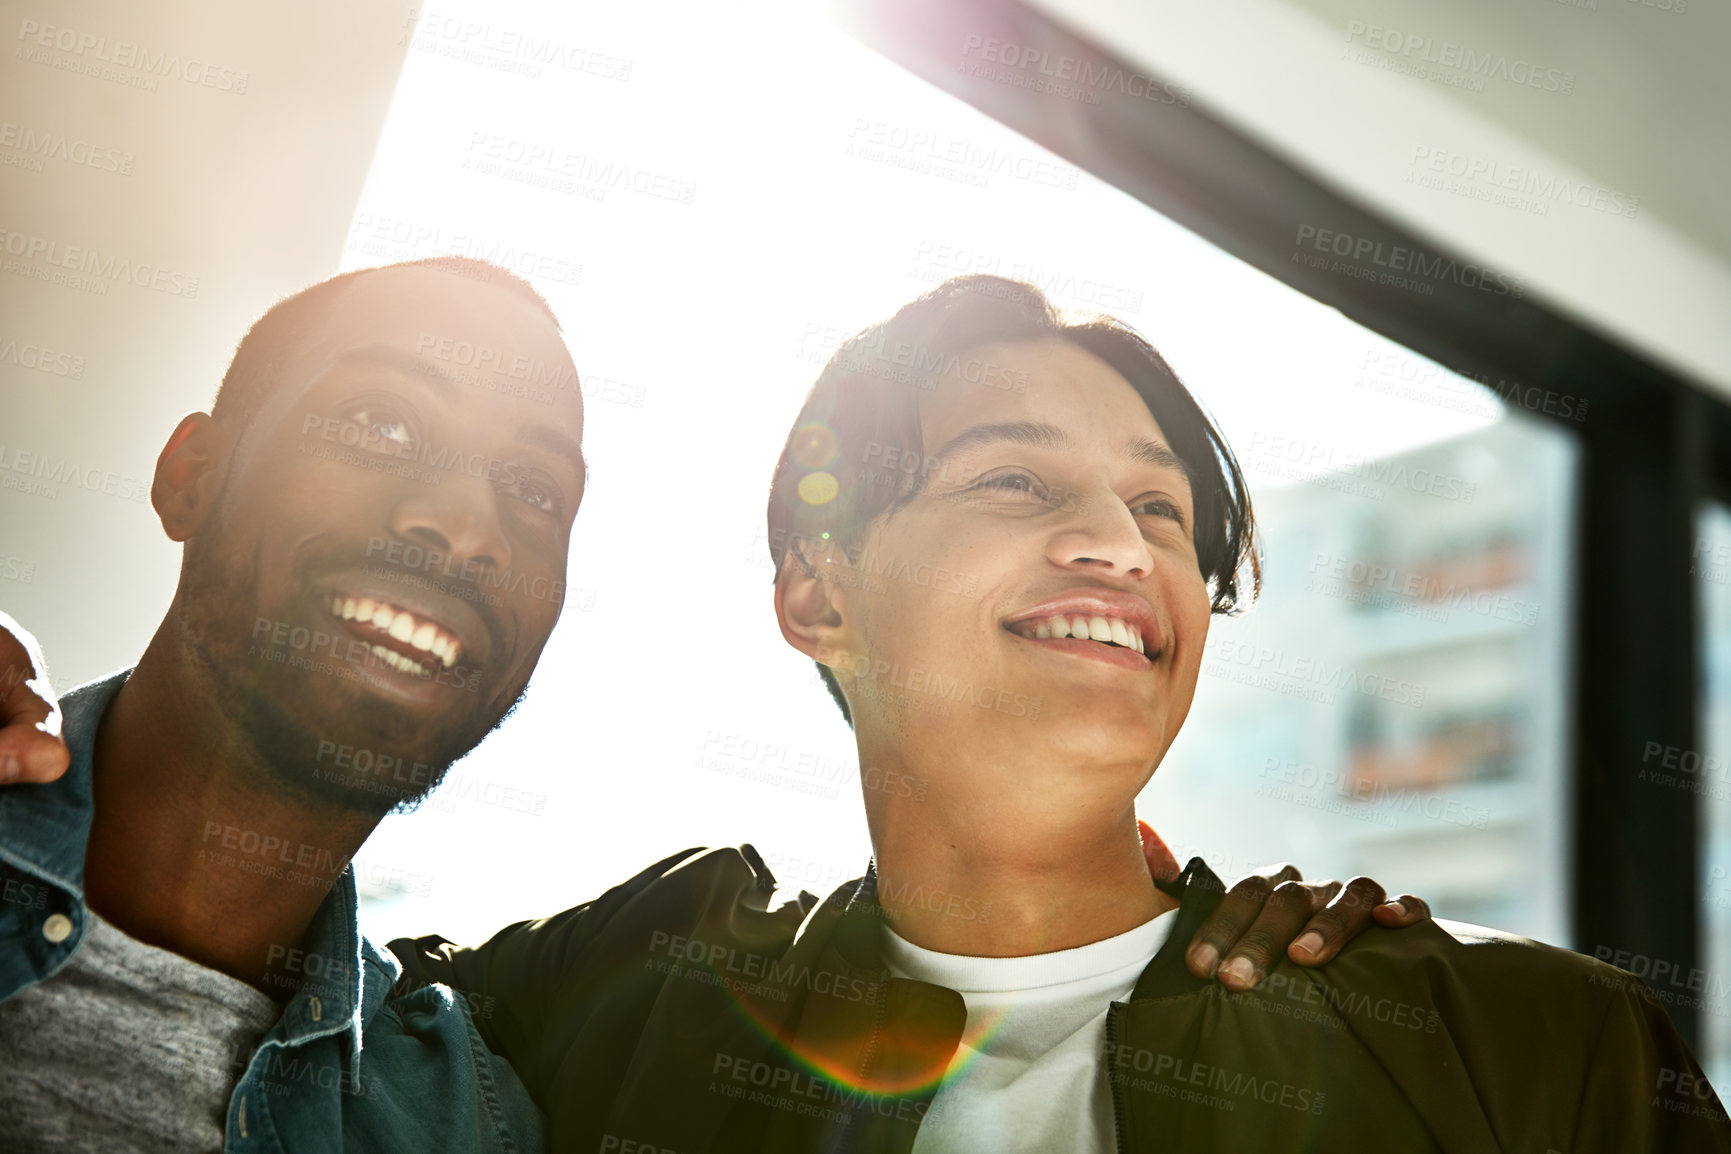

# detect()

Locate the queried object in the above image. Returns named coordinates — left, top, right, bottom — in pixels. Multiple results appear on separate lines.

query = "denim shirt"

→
left=0, top=669, right=545, bottom=1153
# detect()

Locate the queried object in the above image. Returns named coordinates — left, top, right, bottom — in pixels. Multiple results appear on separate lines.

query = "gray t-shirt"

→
left=0, top=909, right=281, bottom=1152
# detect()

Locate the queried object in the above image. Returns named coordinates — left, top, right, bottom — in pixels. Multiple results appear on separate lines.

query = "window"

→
left=344, top=0, right=1576, bottom=954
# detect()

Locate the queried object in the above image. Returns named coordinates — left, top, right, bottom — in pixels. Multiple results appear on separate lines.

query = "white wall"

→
left=0, top=1, right=411, bottom=685
left=1030, top=0, right=1731, bottom=396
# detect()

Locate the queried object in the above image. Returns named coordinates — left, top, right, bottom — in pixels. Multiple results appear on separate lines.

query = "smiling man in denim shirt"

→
left=0, top=256, right=580, bottom=1152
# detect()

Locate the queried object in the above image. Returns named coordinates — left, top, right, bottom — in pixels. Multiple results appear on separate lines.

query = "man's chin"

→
left=228, top=673, right=491, bottom=813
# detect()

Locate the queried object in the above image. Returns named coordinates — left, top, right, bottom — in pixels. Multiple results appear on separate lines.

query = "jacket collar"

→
left=816, top=854, right=1230, bottom=999
left=0, top=667, right=385, bottom=1061
left=1133, top=856, right=1229, bottom=999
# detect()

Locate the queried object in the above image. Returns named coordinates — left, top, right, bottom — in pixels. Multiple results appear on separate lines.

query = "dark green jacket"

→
left=391, top=847, right=1731, bottom=1152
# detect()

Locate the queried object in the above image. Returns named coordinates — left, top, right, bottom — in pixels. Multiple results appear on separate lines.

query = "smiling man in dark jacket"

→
left=384, top=274, right=1728, bottom=1152
left=0, top=264, right=1425, bottom=1151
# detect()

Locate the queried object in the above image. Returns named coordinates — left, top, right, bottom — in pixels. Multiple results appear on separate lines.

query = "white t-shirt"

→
left=882, top=909, right=1176, bottom=1154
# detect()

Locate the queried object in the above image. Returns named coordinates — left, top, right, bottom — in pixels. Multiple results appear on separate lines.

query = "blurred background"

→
left=4, top=0, right=1729, bottom=1081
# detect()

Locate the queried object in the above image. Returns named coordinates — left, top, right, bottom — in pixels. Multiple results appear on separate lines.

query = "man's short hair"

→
left=208, top=257, right=561, bottom=433
left=766, top=274, right=1260, bottom=725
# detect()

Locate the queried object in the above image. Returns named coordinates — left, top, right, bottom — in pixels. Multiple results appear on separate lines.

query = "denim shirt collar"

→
left=0, top=667, right=391, bottom=1062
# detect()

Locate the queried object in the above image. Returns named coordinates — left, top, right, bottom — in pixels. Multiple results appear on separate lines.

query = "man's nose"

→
left=388, top=476, right=512, bottom=574
left=1047, top=494, right=1153, bottom=578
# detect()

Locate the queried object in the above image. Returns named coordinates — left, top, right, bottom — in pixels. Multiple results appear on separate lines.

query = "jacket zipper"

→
left=1105, top=1004, right=1131, bottom=1154
left=837, top=971, right=892, bottom=1154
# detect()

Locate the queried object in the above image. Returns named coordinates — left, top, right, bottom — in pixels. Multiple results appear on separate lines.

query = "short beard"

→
left=174, top=530, right=518, bottom=817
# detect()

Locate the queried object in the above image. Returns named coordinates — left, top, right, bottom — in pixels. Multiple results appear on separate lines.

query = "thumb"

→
left=0, top=611, right=69, bottom=784
left=1139, top=819, right=1181, bottom=882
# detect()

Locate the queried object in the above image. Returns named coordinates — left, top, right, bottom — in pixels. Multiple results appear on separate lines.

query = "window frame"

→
left=838, top=0, right=1726, bottom=1048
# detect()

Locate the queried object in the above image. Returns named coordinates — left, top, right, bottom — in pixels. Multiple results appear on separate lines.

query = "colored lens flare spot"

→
left=798, top=471, right=839, bottom=506
left=792, top=423, right=837, bottom=469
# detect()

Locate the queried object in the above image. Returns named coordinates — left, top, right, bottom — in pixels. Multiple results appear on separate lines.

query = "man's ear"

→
left=774, top=537, right=850, bottom=666
left=152, top=413, right=226, bottom=542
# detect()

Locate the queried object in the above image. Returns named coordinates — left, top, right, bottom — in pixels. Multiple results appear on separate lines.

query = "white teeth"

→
left=1034, top=623, right=1051, bottom=639
left=1110, top=619, right=1132, bottom=649
left=1088, top=616, right=1112, bottom=643
left=1130, top=628, right=1144, bottom=655
left=1071, top=616, right=1090, bottom=638
left=370, top=644, right=424, bottom=676
left=1050, top=616, right=1070, bottom=639
left=329, top=595, right=464, bottom=671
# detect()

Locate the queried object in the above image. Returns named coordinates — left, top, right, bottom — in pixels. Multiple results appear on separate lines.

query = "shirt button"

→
left=42, top=913, right=73, bottom=944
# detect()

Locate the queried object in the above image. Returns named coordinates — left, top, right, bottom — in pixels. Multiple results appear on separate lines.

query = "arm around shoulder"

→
left=388, top=846, right=712, bottom=1089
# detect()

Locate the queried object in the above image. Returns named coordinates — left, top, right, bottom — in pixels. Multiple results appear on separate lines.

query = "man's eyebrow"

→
left=931, top=421, right=1068, bottom=460
left=318, top=346, right=461, bottom=402
left=517, top=424, right=587, bottom=481
left=932, top=422, right=1190, bottom=482
left=1127, top=438, right=1191, bottom=480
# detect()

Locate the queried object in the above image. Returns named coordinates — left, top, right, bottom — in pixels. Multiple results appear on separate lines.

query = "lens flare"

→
left=798, top=471, right=839, bottom=506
